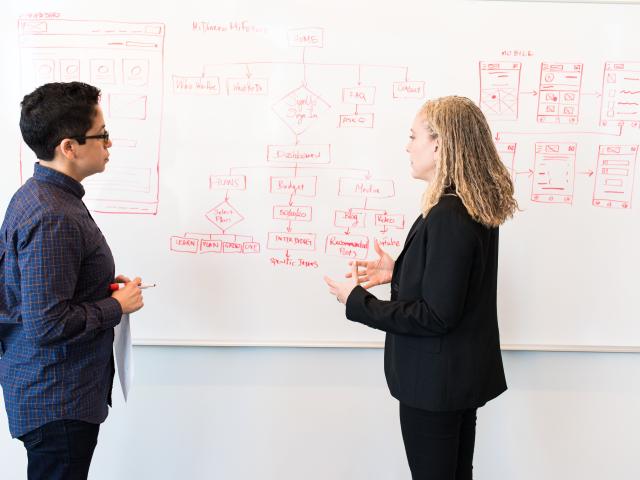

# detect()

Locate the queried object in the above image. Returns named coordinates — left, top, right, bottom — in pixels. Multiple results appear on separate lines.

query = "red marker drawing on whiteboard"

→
left=109, top=282, right=157, bottom=291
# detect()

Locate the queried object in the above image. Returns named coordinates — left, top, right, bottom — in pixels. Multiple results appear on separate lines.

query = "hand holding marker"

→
left=109, top=277, right=149, bottom=314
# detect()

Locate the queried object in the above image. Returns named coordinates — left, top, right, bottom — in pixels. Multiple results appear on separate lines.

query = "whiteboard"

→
left=1, top=0, right=638, bottom=350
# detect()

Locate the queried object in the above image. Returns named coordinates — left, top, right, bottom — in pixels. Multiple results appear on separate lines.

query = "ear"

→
left=59, top=139, right=76, bottom=160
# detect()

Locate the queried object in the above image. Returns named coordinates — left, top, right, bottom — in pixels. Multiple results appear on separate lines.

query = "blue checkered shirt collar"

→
left=33, top=162, right=85, bottom=199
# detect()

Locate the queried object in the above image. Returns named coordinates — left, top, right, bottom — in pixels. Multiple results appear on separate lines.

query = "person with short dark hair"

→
left=0, top=82, right=145, bottom=480
left=325, top=96, right=518, bottom=479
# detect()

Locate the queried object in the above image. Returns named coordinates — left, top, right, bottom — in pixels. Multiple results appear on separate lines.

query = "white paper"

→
left=113, top=313, right=134, bottom=401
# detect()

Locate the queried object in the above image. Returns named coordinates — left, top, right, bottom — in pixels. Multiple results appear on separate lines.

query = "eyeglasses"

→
left=70, top=130, right=110, bottom=145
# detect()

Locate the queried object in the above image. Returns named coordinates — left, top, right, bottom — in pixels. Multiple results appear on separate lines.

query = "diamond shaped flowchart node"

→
left=205, top=200, right=244, bottom=231
left=272, top=84, right=331, bottom=135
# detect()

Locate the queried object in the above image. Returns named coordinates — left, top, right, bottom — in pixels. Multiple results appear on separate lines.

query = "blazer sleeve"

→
left=345, top=206, right=478, bottom=336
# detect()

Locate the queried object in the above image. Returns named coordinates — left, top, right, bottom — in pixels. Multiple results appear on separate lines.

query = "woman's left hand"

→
left=324, top=263, right=360, bottom=304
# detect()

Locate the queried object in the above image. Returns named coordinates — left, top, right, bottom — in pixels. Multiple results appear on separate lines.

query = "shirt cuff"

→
left=96, top=297, right=123, bottom=329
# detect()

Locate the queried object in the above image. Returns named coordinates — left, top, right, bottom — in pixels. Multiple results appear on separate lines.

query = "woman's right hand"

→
left=111, top=276, right=144, bottom=314
left=346, top=239, right=395, bottom=289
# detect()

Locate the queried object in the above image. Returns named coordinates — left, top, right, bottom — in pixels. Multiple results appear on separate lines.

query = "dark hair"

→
left=19, top=82, right=101, bottom=160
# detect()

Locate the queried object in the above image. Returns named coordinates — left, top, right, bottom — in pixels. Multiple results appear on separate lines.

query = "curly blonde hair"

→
left=419, top=96, right=518, bottom=227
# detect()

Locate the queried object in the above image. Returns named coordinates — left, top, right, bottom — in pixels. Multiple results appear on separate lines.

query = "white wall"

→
left=1, top=347, right=639, bottom=479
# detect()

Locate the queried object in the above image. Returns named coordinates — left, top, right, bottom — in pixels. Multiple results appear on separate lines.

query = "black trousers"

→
left=19, top=419, right=100, bottom=480
left=399, top=403, right=477, bottom=480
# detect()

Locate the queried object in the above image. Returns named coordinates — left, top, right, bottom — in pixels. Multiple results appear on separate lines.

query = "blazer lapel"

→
left=404, top=216, right=423, bottom=247
left=393, top=214, right=423, bottom=268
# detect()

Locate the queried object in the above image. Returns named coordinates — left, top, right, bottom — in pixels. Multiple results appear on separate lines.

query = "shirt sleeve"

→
left=18, top=214, right=122, bottom=346
left=345, top=207, right=478, bottom=336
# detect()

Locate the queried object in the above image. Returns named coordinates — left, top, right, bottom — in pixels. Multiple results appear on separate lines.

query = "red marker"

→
left=109, top=282, right=156, bottom=291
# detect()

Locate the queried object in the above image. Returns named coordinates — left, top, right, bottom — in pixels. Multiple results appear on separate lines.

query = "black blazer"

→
left=346, top=195, right=506, bottom=411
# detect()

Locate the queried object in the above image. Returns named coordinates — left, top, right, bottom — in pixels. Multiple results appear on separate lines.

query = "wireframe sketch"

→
left=532, top=142, right=576, bottom=204
left=18, top=19, right=165, bottom=214
left=479, top=62, right=522, bottom=121
left=592, top=144, right=637, bottom=209
left=600, top=62, right=640, bottom=128
left=537, top=63, right=583, bottom=124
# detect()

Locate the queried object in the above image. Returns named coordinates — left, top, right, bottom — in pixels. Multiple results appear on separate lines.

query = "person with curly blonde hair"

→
left=325, top=96, right=517, bottom=479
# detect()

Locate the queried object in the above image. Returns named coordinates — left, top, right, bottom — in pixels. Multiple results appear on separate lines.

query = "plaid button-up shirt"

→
left=0, top=163, right=122, bottom=438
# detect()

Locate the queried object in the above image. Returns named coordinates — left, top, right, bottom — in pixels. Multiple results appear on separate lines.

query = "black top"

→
left=346, top=195, right=506, bottom=411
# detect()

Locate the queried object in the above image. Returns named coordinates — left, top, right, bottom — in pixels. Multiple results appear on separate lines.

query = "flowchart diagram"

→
left=169, top=26, right=422, bottom=267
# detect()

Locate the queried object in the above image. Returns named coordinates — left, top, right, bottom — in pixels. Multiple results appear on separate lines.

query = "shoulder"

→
left=14, top=180, right=81, bottom=224
left=425, top=195, right=489, bottom=242
left=3, top=181, right=42, bottom=229
left=14, top=212, right=83, bottom=252
left=426, top=195, right=473, bottom=227
left=8, top=178, right=50, bottom=214
left=17, top=208, right=81, bottom=242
